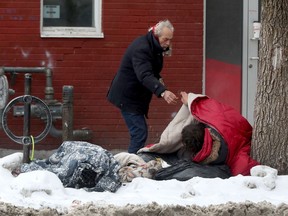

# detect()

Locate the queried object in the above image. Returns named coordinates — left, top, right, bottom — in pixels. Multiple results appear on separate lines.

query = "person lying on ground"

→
left=137, top=92, right=260, bottom=178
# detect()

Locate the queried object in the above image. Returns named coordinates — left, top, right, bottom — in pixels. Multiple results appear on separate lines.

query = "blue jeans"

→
left=121, top=111, right=148, bottom=154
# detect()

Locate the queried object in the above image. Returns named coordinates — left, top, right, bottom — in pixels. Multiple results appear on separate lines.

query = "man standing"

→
left=107, top=19, right=178, bottom=154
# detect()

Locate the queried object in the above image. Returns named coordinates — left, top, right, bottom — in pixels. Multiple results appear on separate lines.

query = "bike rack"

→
left=1, top=73, right=52, bottom=163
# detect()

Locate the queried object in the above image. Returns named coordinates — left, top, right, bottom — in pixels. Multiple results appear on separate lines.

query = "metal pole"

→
left=2, top=67, right=47, bottom=73
left=23, top=73, right=32, bottom=163
left=62, top=85, right=74, bottom=141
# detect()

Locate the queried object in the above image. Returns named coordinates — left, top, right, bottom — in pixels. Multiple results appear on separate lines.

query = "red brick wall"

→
left=0, top=0, right=203, bottom=151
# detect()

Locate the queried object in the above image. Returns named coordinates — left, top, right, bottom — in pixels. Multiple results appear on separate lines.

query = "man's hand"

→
left=162, top=90, right=178, bottom=105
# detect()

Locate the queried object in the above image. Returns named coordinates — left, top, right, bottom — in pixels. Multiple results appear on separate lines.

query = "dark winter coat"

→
left=107, top=31, right=167, bottom=117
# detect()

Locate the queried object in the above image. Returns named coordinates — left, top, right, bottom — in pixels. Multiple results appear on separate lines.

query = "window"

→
left=40, top=0, right=103, bottom=38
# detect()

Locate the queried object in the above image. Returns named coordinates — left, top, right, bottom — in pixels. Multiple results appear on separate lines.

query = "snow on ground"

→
left=0, top=152, right=288, bottom=216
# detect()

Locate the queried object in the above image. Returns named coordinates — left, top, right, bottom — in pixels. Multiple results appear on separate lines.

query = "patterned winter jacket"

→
left=21, top=141, right=121, bottom=192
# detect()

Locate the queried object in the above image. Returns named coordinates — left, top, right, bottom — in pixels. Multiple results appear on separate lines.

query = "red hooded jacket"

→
left=190, top=96, right=259, bottom=176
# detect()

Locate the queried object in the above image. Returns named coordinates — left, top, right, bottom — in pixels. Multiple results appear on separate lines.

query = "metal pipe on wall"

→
left=0, top=67, right=92, bottom=143
left=1, top=67, right=55, bottom=102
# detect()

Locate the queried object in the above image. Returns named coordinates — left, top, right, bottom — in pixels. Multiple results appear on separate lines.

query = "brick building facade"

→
left=0, top=1, right=203, bottom=151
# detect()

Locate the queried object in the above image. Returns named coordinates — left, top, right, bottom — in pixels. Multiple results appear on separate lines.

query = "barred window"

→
left=41, top=0, right=103, bottom=38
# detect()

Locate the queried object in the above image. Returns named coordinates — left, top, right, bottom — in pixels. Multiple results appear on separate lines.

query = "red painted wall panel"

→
left=0, top=0, right=204, bottom=151
left=205, top=0, right=243, bottom=112
left=206, top=59, right=241, bottom=112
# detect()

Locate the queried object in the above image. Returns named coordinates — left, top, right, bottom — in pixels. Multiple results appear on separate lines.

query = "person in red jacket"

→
left=179, top=91, right=260, bottom=176
left=138, top=91, right=259, bottom=177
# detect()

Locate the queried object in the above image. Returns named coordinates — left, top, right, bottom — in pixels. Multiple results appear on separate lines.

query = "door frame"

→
left=242, top=0, right=260, bottom=125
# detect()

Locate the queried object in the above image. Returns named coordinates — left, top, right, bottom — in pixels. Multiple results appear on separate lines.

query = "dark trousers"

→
left=121, top=111, right=148, bottom=154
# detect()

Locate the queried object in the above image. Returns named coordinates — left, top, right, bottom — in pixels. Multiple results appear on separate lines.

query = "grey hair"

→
left=148, top=19, right=174, bottom=37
